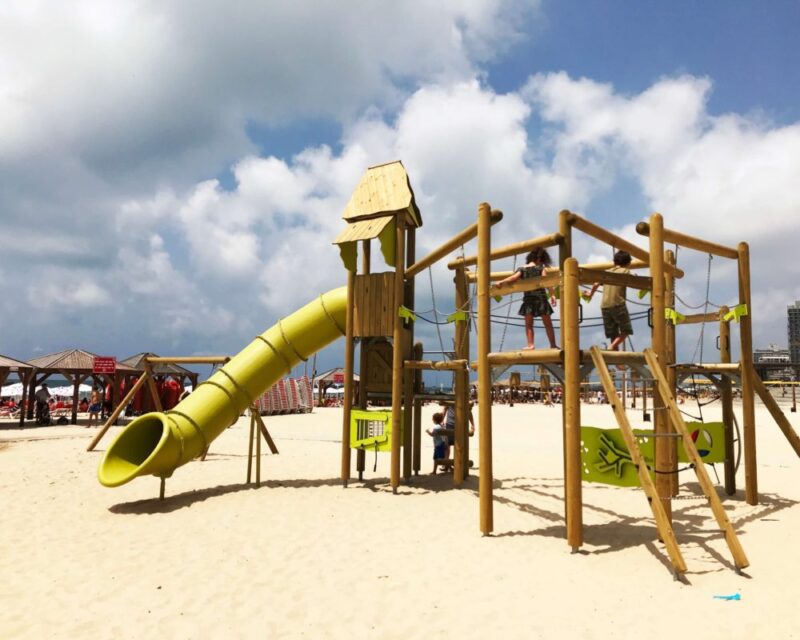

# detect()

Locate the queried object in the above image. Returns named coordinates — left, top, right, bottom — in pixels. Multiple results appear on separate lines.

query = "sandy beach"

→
left=2, top=400, right=799, bottom=639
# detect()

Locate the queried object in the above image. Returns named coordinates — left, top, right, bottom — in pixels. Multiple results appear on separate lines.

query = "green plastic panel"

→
left=580, top=422, right=725, bottom=487
left=350, top=408, right=402, bottom=452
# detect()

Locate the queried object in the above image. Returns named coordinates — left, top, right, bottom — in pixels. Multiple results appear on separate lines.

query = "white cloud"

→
left=1, top=5, right=798, bottom=370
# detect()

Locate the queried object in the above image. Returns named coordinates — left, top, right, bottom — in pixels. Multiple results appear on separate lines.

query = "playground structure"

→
left=96, top=161, right=800, bottom=578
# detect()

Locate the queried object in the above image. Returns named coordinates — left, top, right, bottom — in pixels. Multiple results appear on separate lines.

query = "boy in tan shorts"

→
left=589, top=250, right=633, bottom=351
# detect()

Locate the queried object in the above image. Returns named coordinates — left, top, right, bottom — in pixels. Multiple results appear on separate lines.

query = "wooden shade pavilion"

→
left=25, top=349, right=138, bottom=425
left=313, top=368, right=359, bottom=406
left=120, top=352, right=199, bottom=407
left=0, top=354, right=34, bottom=427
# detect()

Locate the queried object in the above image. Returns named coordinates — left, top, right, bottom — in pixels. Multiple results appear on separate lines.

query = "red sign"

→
left=93, top=357, right=117, bottom=374
left=333, top=373, right=345, bottom=383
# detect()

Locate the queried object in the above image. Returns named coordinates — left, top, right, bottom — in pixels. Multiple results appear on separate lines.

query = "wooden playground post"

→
left=403, top=227, right=416, bottom=480
left=412, top=342, right=424, bottom=476
left=719, top=306, right=736, bottom=495
left=649, top=213, right=672, bottom=521
left=356, top=241, right=370, bottom=479
left=390, top=216, right=407, bottom=493
left=255, top=407, right=262, bottom=486
left=340, top=267, right=356, bottom=486
left=454, top=265, right=470, bottom=485
left=477, top=202, right=493, bottom=534
left=563, top=257, right=583, bottom=550
left=558, top=210, right=572, bottom=524
left=144, top=361, right=163, bottom=412
left=664, top=249, right=679, bottom=496
left=453, top=365, right=467, bottom=485
left=738, top=242, right=758, bottom=505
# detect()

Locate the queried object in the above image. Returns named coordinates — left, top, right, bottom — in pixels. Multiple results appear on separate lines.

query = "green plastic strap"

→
left=493, top=295, right=502, bottom=303
left=553, top=285, right=560, bottom=300
left=638, top=288, right=650, bottom=300
left=447, top=310, right=469, bottom=323
left=398, top=306, right=417, bottom=322
left=723, top=303, right=748, bottom=323
left=664, top=308, right=686, bottom=325
left=580, top=291, right=593, bottom=302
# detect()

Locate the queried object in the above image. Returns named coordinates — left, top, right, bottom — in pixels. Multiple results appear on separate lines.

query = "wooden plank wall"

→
left=353, top=272, right=394, bottom=337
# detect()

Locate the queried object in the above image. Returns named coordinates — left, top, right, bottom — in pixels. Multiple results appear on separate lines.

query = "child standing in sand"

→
left=496, top=247, right=558, bottom=350
left=588, top=250, right=634, bottom=351
left=425, top=412, right=447, bottom=474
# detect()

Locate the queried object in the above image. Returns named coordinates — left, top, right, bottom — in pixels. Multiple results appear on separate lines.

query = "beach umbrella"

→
left=1, top=383, right=24, bottom=397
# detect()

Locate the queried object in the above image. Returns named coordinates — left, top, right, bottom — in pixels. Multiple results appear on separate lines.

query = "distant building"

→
left=754, top=343, right=793, bottom=381
left=790, top=301, right=800, bottom=364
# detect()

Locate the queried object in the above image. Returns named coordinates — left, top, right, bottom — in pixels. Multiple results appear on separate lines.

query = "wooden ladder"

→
left=642, top=347, right=749, bottom=573
left=589, top=346, right=687, bottom=576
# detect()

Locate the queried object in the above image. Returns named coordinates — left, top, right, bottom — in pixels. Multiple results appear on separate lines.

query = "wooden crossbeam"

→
left=145, top=356, right=230, bottom=364
left=673, top=363, right=741, bottom=376
left=481, top=348, right=563, bottom=367
left=448, top=231, right=563, bottom=270
left=580, top=350, right=646, bottom=366
left=635, top=222, right=739, bottom=260
left=644, top=348, right=749, bottom=571
left=578, top=268, right=652, bottom=291
left=466, top=258, right=652, bottom=283
left=489, top=271, right=561, bottom=298
left=406, top=210, right=503, bottom=277
left=589, top=347, right=687, bottom=575
left=680, top=312, right=722, bottom=325
left=566, top=213, right=684, bottom=278
left=403, top=359, right=468, bottom=371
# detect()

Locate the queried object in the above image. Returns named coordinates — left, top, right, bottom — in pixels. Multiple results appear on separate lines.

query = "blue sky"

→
left=1, top=1, right=799, bottom=386
left=493, top=2, right=800, bottom=121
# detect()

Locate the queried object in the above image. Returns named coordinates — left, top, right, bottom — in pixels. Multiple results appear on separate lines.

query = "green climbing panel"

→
left=350, top=409, right=402, bottom=452
left=580, top=422, right=725, bottom=487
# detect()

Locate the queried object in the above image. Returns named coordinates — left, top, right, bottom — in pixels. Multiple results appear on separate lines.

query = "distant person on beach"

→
left=426, top=412, right=448, bottom=474
left=34, top=383, right=51, bottom=422
left=588, top=250, right=634, bottom=351
left=496, top=247, right=558, bottom=350
left=87, top=387, right=101, bottom=428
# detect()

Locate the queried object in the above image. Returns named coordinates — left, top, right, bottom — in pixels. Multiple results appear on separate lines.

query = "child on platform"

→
left=425, top=412, right=448, bottom=474
left=496, top=247, right=558, bottom=350
left=589, top=250, right=634, bottom=351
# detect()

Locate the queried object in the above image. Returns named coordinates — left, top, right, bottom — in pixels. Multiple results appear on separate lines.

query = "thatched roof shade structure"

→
left=120, top=353, right=199, bottom=388
left=0, top=355, right=34, bottom=427
left=0, top=354, right=33, bottom=387
left=312, top=368, right=360, bottom=407
left=313, top=367, right=360, bottom=386
left=24, top=349, right=138, bottom=426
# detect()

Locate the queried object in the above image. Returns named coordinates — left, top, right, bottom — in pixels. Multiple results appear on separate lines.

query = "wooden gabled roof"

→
left=120, top=353, right=195, bottom=376
left=26, top=349, right=137, bottom=373
left=0, top=354, right=33, bottom=371
left=341, top=161, right=421, bottom=227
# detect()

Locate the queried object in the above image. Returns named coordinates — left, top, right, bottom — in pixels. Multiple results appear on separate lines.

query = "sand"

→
left=1, top=400, right=799, bottom=639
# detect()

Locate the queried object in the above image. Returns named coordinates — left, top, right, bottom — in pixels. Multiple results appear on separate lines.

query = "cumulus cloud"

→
left=1, top=4, right=798, bottom=372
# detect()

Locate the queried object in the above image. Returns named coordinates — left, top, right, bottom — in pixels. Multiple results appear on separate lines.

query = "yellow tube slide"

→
left=98, top=287, right=347, bottom=487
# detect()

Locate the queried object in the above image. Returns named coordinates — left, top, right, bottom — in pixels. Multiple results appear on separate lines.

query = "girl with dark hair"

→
left=496, top=247, right=558, bottom=349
